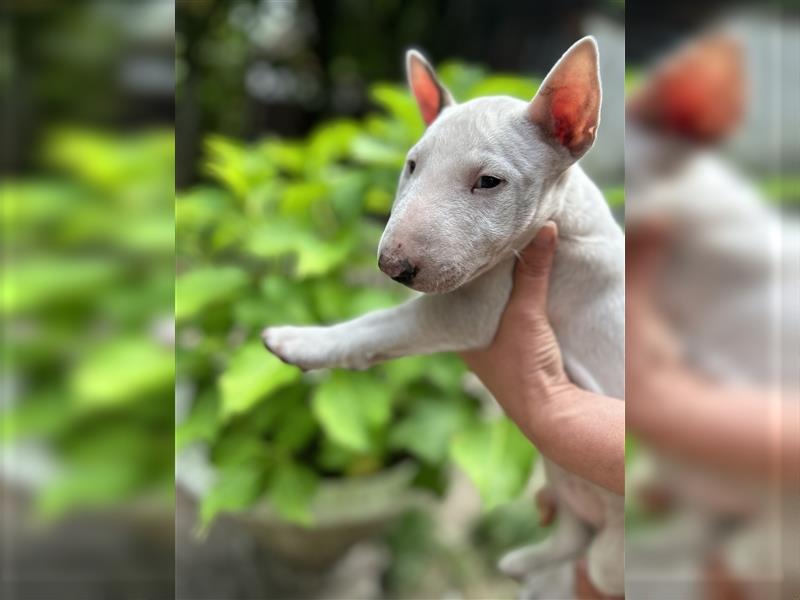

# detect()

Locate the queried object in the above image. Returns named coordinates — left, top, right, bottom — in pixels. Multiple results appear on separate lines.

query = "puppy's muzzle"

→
left=378, top=253, right=419, bottom=286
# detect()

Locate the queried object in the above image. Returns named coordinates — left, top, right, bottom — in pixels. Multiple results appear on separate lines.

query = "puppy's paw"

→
left=498, top=544, right=555, bottom=580
left=261, top=326, right=326, bottom=370
left=262, top=325, right=370, bottom=371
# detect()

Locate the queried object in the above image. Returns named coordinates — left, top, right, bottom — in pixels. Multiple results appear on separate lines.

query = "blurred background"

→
left=625, top=2, right=799, bottom=599
left=174, top=1, right=622, bottom=599
left=176, top=0, right=625, bottom=189
left=1, top=2, right=175, bottom=599
left=4, top=1, right=798, bottom=599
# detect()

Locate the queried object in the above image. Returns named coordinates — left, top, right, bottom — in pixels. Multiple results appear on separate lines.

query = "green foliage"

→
left=389, top=398, right=471, bottom=464
left=266, top=461, right=318, bottom=526
left=219, top=343, right=300, bottom=421
left=450, top=419, right=537, bottom=510
left=2, top=128, right=175, bottom=517
left=199, top=465, right=265, bottom=531
left=70, top=338, right=175, bottom=407
left=312, top=371, right=392, bottom=453
left=176, top=266, right=249, bottom=322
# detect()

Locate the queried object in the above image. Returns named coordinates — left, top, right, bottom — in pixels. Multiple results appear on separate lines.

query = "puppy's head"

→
left=378, top=38, right=601, bottom=293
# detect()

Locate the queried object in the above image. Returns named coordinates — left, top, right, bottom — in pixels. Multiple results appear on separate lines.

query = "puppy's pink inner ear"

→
left=530, top=41, right=600, bottom=158
left=550, top=86, right=593, bottom=150
left=534, top=78, right=598, bottom=157
left=411, top=64, right=442, bottom=126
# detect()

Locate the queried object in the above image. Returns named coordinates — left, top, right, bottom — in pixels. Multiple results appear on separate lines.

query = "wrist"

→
left=529, top=364, right=574, bottom=406
left=523, top=371, right=579, bottom=439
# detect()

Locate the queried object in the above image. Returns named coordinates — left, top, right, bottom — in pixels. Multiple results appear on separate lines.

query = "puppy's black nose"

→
left=391, top=262, right=419, bottom=285
left=379, top=252, right=419, bottom=286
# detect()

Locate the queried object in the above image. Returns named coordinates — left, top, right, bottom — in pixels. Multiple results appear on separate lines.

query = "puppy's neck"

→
left=546, top=164, right=619, bottom=241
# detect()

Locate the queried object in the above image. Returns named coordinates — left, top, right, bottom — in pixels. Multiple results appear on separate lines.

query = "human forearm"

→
left=627, top=364, right=799, bottom=486
left=522, top=380, right=626, bottom=496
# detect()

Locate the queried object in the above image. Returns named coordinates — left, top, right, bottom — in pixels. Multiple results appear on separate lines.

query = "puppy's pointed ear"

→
left=406, top=49, right=454, bottom=126
left=627, top=34, right=744, bottom=143
left=528, top=36, right=602, bottom=159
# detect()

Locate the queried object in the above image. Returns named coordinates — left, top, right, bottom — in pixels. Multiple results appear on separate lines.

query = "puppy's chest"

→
left=546, top=265, right=625, bottom=399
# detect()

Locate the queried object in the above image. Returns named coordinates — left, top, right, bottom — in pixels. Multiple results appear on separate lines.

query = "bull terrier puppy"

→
left=263, top=38, right=625, bottom=597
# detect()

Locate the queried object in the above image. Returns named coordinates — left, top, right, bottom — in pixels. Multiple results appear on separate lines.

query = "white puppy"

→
left=263, top=38, right=625, bottom=597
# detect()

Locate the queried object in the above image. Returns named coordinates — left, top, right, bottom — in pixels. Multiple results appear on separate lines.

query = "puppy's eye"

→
left=407, top=160, right=416, bottom=174
left=476, top=175, right=502, bottom=189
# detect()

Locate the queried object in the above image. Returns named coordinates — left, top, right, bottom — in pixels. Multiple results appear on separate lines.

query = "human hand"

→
left=460, top=222, right=571, bottom=441
left=461, top=222, right=625, bottom=495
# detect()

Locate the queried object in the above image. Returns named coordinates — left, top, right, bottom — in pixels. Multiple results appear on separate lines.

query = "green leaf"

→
left=199, top=465, right=266, bottom=531
left=43, top=128, right=173, bottom=194
left=204, top=135, right=273, bottom=198
left=450, top=418, right=536, bottom=510
left=219, top=342, right=300, bottom=421
left=2, top=256, right=120, bottom=315
left=306, top=120, right=361, bottom=171
left=603, top=186, right=625, bottom=208
left=71, top=338, right=175, bottom=408
left=267, top=460, right=318, bottom=525
left=212, top=433, right=269, bottom=467
left=426, top=354, right=468, bottom=391
left=257, top=277, right=315, bottom=325
left=176, top=186, right=233, bottom=236
left=625, top=68, right=644, bottom=94
left=466, top=75, right=540, bottom=100
left=36, top=426, right=170, bottom=518
left=38, top=462, right=148, bottom=519
left=176, top=393, right=219, bottom=451
left=279, top=181, right=329, bottom=216
left=247, top=223, right=355, bottom=278
left=625, top=434, right=641, bottom=460
left=350, top=135, right=406, bottom=168
left=364, top=186, right=393, bottom=214
left=274, top=404, right=317, bottom=452
left=390, top=398, right=471, bottom=464
left=438, top=62, right=487, bottom=99
left=317, top=437, right=363, bottom=472
left=175, top=265, right=249, bottom=322
left=312, top=371, right=392, bottom=453
left=295, top=235, right=355, bottom=278
left=0, top=393, right=72, bottom=444
left=327, top=168, right=369, bottom=221
left=259, top=139, right=307, bottom=175
left=369, top=84, right=424, bottom=139
left=383, top=355, right=430, bottom=388
left=246, top=220, right=310, bottom=258
left=0, top=179, right=86, bottom=230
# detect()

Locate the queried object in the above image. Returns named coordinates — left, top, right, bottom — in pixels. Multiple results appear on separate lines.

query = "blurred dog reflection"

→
left=625, top=33, right=799, bottom=600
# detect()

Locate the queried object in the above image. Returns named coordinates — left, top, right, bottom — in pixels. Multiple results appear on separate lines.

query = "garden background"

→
left=4, top=1, right=796, bottom=599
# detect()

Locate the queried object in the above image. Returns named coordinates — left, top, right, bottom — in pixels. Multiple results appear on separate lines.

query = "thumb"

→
left=510, top=222, right=558, bottom=307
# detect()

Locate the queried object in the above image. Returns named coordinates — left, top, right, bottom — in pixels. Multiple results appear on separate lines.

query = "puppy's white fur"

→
left=263, top=38, right=625, bottom=596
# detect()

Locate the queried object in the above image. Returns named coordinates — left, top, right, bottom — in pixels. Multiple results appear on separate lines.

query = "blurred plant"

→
left=1, top=128, right=175, bottom=517
left=176, top=63, right=633, bottom=531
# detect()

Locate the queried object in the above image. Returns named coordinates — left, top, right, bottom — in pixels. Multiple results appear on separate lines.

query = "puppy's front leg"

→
left=262, top=260, right=513, bottom=370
